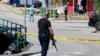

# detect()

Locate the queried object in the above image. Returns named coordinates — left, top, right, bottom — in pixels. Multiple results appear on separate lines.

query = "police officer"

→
left=38, top=11, right=56, bottom=56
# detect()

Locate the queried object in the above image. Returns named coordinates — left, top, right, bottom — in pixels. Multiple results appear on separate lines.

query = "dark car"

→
left=0, top=32, right=13, bottom=54
left=32, top=0, right=42, bottom=8
left=0, top=18, right=32, bottom=55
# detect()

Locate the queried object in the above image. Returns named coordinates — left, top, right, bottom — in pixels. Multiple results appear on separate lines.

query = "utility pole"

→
left=24, top=0, right=27, bottom=27
left=73, top=0, right=74, bottom=13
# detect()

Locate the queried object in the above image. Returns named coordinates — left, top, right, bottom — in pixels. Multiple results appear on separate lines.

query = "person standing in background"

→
left=29, top=5, right=34, bottom=22
left=78, top=5, right=83, bottom=14
left=64, top=3, right=68, bottom=21
left=45, top=0, right=49, bottom=8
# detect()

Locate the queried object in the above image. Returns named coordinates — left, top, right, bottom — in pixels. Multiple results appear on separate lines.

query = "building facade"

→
left=67, top=0, right=94, bottom=14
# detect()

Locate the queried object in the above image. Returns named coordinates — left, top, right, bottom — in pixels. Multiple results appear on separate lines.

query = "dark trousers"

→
left=38, top=34, right=50, bottom=56
left=88, top=19, right=97, bottom=27
left=64, top=10, right=67, bottom=21
left=29, top=14, right=34, bottom=22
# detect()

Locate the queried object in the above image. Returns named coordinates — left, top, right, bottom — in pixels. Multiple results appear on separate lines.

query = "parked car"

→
left=0, top=32, right=13, bottom=54
left=0, top=18, right=32, bottom=55
left=32, top=0, right=42, bottom=8
left=13, top=0, right=42, bottom=8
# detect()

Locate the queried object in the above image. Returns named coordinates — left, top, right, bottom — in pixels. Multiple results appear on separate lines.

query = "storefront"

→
left=51, top=0, right=68, bottom=7
left=67, top=0, right=94, bottom=14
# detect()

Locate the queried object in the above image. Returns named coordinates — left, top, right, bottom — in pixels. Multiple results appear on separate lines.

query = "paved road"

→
left=0, top=3, right=100, bottom=56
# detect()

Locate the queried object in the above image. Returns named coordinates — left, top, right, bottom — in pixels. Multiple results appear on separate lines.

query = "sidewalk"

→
left=25, top=15, right=89, bottom=23
left=0, top=2, right=23, bottom=14
left=0, top=2, right=89, bottom=23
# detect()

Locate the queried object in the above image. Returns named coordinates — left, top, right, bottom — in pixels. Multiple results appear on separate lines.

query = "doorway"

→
left=81, top=0, right=87, bottom=13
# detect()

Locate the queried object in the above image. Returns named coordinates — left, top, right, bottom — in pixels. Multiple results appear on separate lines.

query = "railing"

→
left=0, top=18, right=27, bottom=53
left=0, top=18, right=27, bottom=39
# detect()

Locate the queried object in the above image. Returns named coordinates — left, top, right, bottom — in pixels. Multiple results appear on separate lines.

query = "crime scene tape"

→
left=55, top=36, right=100, bottom=44
left=22, top=32, right=100, bottom=44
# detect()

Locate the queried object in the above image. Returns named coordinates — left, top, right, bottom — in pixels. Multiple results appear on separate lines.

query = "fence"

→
left=0, top=18, right=28, bottom=54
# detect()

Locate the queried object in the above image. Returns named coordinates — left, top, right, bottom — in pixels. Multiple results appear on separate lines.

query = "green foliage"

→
left=95, top=0, right=100, bottom=20
left=63, top=0, right=68, bottom=5
left=95, top=0, right=100, bottom=12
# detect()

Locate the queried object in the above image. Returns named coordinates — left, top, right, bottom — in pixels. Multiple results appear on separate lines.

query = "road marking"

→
left=73, top=51, right=84, bottom=54
left=61, top=55, right=70, bottom=56
left=29, top=54, right=41, bottom=56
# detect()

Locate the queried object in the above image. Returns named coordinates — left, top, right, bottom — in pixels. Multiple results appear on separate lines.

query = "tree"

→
left=95, top=0, right=100, bottom=13
left=63, top=0, right=68, bottom=5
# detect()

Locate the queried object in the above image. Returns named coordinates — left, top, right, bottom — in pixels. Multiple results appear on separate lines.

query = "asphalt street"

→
left=0, top=3, right=100, bottom=56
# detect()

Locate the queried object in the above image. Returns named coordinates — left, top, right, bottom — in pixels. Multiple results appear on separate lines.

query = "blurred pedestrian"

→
left=38, top=11, right=56, bottom=56
left=45, top=0, right=49, bottom=8
left=88, top=12, right=98, bottom=27
left=64, top=4, right=68, bottom=21
left=29, top=5, right=34, bottom=22
left=78, top=5, right=83, bottom=14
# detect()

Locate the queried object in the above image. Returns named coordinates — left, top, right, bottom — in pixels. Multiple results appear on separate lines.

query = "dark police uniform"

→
left=64, top=5, right=68, bottom=21
left=38, top=18, right=51, bottom=56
